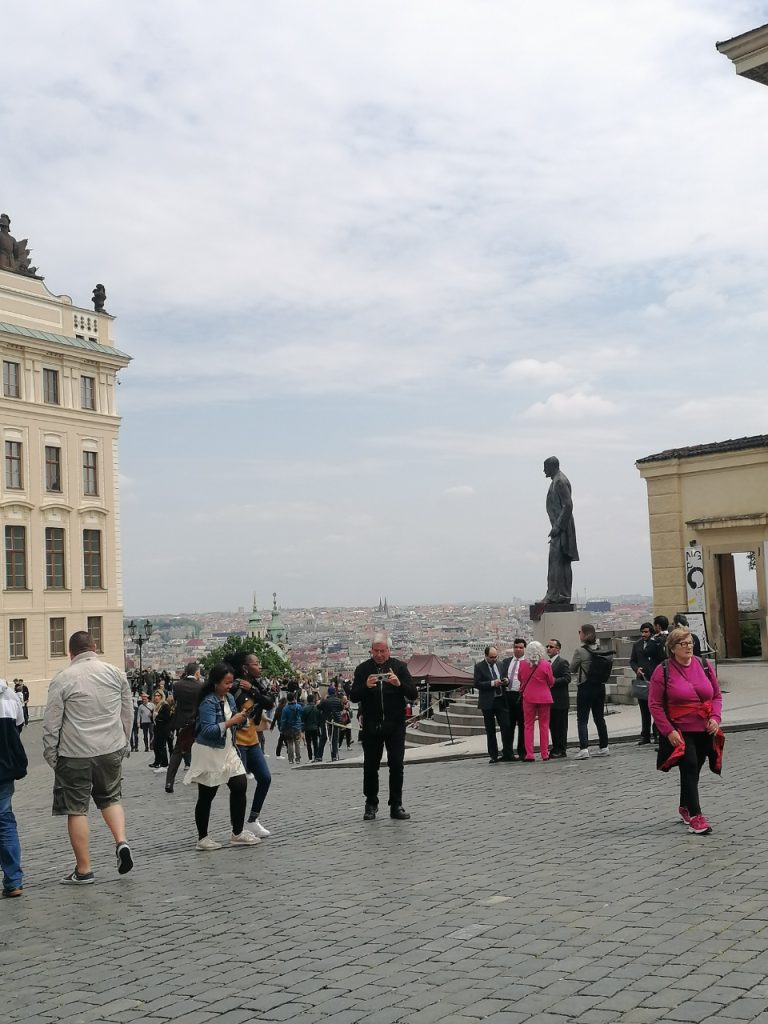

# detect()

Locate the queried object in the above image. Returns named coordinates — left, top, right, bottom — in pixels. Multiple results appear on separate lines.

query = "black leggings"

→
left=678, top=731, right=709, bottom=817
left=194, top=776, right=247, bottom=839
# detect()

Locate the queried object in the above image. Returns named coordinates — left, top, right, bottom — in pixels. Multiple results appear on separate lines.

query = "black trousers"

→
left=194, top=775, right=247, bottom=839
left=638, top=699, right=658, bottom=741
left=576, top=683, right=608, bottom=749
left=678, top=731, right=709, bottom=817
left=362, top=724, right=406, bottom=807
left=153, top=732, right=173, bottom=767
left=505, top=692, right=525, bottom=757
left=482, top=701, right=513, bottom=759
left=550, top=706, right=569, bottom=754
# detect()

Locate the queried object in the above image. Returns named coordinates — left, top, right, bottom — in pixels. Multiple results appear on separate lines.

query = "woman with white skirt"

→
left=184, top=662, right=260, bottom=850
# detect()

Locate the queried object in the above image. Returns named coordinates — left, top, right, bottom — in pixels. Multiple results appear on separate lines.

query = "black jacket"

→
left=170, top=675, right=203, bottom=730
left=549, top=655, right=571, bottom=710
left=318, top=693, right=343, bottom=724
left=350, top=657, right=417, bottom=733
left=0, top=683, right=27, bottom=783
left=474, top=659, right=507, bottom=711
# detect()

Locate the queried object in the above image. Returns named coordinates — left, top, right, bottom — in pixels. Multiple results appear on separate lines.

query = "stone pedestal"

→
left=532, top=610, right=583, bottom=660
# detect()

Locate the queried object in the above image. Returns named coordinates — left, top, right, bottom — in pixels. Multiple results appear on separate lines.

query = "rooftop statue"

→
left=92, top=283, right=106, bottom=312
left=541, top=455, right=579, bottom=605
left=0, top=213, right=41, bottom=278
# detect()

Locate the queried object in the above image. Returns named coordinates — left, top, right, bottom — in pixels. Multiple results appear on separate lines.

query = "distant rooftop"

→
left=637, top=435, right=768, bottom=465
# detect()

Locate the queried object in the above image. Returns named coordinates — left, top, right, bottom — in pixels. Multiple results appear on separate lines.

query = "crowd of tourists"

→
left=0, top=618, right=724, bottom=898
left=473, top=612, right=723, bottom=838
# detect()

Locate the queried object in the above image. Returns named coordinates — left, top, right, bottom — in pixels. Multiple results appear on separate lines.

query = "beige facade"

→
left=0, top=269, right=131, bottom=703
left=637, top=438, right=768, bottom=660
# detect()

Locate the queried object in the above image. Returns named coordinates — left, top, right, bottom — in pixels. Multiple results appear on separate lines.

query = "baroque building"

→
left=0, top=215, right=131, bottom=703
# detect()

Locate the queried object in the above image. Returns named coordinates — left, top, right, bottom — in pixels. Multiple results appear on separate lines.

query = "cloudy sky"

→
left=4, top=1, right=767, bottom=612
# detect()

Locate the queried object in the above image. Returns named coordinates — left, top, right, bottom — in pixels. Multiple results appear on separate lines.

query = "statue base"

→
left=531, top=607, right=583, bottom=660
left=529, top=602, right=574, bottom=622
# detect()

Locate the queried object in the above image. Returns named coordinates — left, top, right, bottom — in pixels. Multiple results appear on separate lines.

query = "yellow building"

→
left=637, top=437, right=768, bottom=661
left=0, top=218, right=131, bottom=704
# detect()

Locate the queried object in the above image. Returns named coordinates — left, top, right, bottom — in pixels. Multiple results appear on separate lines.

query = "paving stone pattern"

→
left=3, top=729, right=768, bottom=1023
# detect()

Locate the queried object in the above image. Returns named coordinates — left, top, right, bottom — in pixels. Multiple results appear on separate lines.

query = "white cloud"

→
left=523, top=392, right=620, bottom=421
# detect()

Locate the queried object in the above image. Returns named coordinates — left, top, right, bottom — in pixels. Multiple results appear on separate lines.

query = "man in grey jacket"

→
left=43, top=631, right=134, bottom=884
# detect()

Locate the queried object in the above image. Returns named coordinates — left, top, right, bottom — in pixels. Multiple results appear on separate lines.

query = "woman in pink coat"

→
left=518, top=641, right=555, bottom=761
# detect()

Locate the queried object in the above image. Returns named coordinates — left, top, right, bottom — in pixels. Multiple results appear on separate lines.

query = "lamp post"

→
left=128, top=619, right=153, bottom=689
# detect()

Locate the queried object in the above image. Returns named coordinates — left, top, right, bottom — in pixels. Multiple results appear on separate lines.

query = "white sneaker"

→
left=275, top=755, right=285, bottom=760
left=250, top=820, right=271, bottom=837
left=196, top=836, right=222, bottom=851
left=230, top=830, right=261, bottom=846
left=575, top=748, right=590, bottom=760
left=153, top=766, right=165, bottom=774
left=594, top=747, right=611, bottom=757
left=246, top=773, right=255, bottom=779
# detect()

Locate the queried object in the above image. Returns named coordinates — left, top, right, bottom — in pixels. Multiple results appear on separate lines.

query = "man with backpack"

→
left=570, top=624, right=613, bottom=759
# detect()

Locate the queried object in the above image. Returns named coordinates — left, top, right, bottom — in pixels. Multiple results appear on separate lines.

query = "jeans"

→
left=0, top=780, right=23, bottom=892
left=238, top=743, right=272, bottom=819
left=284, top=732, right=302, bottom=763
left=576, top=683, right=608, bottom=750
left=305, top=730, right=320, bottom=761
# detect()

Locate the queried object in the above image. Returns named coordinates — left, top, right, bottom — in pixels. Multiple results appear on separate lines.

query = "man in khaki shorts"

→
left=43, top=631, right=135, bottom=884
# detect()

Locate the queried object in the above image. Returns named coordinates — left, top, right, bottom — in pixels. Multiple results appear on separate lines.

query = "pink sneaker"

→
left=678, top=806, right=691, bottom=825
left=688, top=814, right=712, bottom=835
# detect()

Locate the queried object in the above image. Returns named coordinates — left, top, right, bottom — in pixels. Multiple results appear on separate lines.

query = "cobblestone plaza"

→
left=4, top=729, right=768, bottom=1024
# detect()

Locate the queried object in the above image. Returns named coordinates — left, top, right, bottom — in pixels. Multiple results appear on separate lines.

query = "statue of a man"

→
left=0, top=213, right=17, bottom=271
left=92, top=284, right=106, bottom=312
left=541, top=456, right=579, bottom=604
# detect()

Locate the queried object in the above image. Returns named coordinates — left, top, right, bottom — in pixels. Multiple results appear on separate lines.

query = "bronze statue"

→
left=0, top=213, right=40, bottom=277
left=541, top=456, right=579, bottom=605
left=92, top=284, right=106, bottom=312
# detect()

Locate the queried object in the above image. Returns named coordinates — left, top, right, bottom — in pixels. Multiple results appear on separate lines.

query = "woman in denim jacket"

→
left=183, top=663, right=260, bottom=851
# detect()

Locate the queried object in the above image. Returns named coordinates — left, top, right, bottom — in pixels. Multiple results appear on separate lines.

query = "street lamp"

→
left=128, top=619, right=153, bottom=687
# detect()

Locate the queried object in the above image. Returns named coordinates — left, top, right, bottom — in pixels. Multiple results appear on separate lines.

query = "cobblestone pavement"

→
left=4, top=728, right=768, bottom=1024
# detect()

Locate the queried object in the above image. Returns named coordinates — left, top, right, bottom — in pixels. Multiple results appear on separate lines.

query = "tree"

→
left=200, top=635, right=294, bottom=680
left=747, top=552, right=757, bottom=572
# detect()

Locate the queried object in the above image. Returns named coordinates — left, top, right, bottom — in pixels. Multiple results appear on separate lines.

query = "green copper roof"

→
left=0, top=321, right=131, bottom=361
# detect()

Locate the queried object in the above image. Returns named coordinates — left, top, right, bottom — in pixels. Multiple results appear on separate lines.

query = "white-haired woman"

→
left=518, top=641, right=555, bottom=762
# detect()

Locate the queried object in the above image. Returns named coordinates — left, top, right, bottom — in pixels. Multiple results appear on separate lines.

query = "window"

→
left=43, top=368, right=60, bottom=404
left=5, top=526, right=26, bottom=589
left=87, top=616, right=103, bottom=654
left=81, top=376, right=96, bottom=410
left=9, top=619, right=26, bottom=659
left=45, top=527, right=66, bottom=589
left=83, top=529, right=102, bottom=588
left=83, top=451, right=98, bottom=496
left=3, top=360, right=20, bottom=398
left=50, top=617, right=66, bottom=657
left=45, top=445, right=62, bottom=492
left=5, top=440, right=22, bottom=489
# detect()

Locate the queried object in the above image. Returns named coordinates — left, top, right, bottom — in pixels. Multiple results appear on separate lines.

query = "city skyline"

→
left=3, top=2, right=767, bottom=610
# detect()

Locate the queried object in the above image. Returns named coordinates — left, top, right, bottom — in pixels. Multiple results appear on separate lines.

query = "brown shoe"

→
left=2, top=887, right=23, bottom=898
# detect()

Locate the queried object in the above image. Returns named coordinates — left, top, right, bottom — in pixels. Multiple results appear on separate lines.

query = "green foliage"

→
left=740, top=621, right=762, bottom=658
left=747, top=552, right=757, bottom=572
left=200, top=635, right=294, bottom=679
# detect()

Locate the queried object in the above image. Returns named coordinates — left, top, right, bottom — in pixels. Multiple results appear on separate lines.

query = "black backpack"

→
left=582, top=646, right=615, bottom=685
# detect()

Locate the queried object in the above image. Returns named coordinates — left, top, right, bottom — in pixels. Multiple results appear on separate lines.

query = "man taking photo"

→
left=350, top=633, right=417, bottom=822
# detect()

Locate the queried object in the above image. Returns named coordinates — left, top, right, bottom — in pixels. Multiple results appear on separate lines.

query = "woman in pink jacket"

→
left=518, top=641, right=555, bottom=762
left=649, top=627, right=722, bottom=836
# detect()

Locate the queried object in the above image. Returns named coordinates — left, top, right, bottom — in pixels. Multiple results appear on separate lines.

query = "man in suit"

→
left=546, top=639, right=570, bottom=757
left=500, top=638, right=527, bottom=760
left=474, top=646, right=514, bottom=764
left=630, top=623, right=657, bottom=745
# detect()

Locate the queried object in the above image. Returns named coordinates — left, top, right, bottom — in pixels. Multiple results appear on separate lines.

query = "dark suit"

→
left=500, top=656, right=525, bottom=758
left=474, top=659, right=513, bottom=760
left=549, top=654, right=570, bottom=755
left=630, top=638, right=657, bottom=741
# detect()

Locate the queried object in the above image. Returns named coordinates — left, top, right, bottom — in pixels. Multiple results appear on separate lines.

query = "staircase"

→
left=407, top=697, right=485, bottom=745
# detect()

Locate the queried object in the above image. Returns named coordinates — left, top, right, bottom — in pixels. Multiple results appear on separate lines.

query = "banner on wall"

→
left=685, top=543, right=705, bottom=612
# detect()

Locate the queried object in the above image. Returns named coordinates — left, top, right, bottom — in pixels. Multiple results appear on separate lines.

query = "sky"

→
left=3, top=1, right=768, bottom=613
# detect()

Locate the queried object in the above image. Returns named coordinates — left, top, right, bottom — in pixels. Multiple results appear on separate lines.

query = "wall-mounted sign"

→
left=685, top=543, right=705, bottom=612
